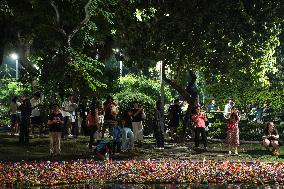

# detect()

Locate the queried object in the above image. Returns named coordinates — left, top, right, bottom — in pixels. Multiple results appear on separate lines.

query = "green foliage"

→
left=204, top=80, right=284, bottom=111
left=208, top=121, right=284, bottom=141
left=114, top=75, right=174, bottom=135
left=68, top=48, right=106, bottom=91
left=117, top=75, right=173, bottom=103
left=114, top=91, right=155, bottom=135
left=0, top=78, right=27, bottom=104
left=0, top=78, right=29, bottom=126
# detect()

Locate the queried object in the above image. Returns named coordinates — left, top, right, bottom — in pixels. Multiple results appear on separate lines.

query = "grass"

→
left=0, top=133, right=283, bottom=162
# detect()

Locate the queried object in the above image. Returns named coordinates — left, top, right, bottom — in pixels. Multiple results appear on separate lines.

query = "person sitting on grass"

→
left=94, top=140, right=112, bottom=160
left=262, top=121, right=279, bottom=156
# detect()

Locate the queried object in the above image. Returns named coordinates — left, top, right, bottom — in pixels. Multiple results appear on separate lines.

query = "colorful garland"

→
left=0, top=159, right=283, bottom=187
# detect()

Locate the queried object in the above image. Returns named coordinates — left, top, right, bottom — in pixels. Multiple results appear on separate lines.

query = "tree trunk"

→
left=17, top=34, right=37, bottom=75
left=163, top=69, right=199, bottom=143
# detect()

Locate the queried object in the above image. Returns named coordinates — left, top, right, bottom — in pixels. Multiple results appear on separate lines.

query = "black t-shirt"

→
left=169, top=104, right=182, bottom=121
left=132, top=108, right=142, bottom=122
left=122, top=112, right=132, bottom=128
left=19, top=99, right=32, bottom=118
left=48, top=112, right=63, bottom=132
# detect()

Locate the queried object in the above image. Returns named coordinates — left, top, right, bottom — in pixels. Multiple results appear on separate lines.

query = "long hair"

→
left=264, top=121, right=273, bottom=132
left=229, top=106, right=239, bottom=121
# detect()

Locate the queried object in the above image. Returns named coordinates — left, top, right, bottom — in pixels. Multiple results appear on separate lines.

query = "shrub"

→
left=114, top=75, right=174, bottom=135
left=114, top=91, right=155, bottom=135
left=207, top=121, right=284, bottom=141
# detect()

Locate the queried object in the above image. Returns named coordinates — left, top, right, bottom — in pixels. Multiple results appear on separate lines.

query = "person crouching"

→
left=94, top=140, right=112, bottom=160
left=262, top=121, right=279, bottom=156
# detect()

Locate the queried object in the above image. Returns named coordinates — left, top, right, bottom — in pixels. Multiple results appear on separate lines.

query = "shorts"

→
left=31, top=116, right=41, bottom=125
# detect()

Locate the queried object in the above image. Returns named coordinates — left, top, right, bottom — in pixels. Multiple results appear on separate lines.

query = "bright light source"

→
left=10, top=53, right=18, bottom=60
left=33, top=64, right=39, bottom=70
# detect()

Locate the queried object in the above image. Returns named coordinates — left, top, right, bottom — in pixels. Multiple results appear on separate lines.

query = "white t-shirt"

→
left=62, top=101, right=72, bottom=117
left=30, top=98, right=40, bottom=117
left=224, top=103, right=232, bottom=119
left=62, top=101, right=78, bottom=117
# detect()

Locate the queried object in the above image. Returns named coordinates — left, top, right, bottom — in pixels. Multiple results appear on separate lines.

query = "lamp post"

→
left=10, top=53, right=19, bottom=80
left=115, top=49, right=123, bottom=76
left=157, top=61, right=165, bottom=132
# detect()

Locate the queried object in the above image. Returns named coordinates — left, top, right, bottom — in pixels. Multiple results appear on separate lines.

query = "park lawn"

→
left=0, top=133, right=283, bottom=162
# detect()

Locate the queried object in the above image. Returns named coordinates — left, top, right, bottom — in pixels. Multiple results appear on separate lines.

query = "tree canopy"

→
left=0, top=0, right=284, bottom=108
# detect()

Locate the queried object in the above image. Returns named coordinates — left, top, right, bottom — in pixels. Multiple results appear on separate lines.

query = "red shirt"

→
left=87, top=113, right=98, bottom=127
left=192, top=113, right=206, bottom=128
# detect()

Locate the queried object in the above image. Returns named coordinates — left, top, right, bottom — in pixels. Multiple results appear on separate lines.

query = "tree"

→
left=0, top=0, right=125, bottom=96
left=112, top=0, right=284, bottom=141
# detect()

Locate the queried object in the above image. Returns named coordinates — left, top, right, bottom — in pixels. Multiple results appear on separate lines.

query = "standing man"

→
left=19, top=93, right=32, bottom=144
left=224, top=97, right=234, bottom=119
left=9, top=96, right=20, bottom=135
left=168, top=99, right=182, bottom=140
left=132, top=101, right=145, bottom=146
left=78, top=97, right=88, bottom=136
left=121, top=109, right=134, bottom=151
left=207, top=99, right=220, bottom=112
left=61, top=94, right=74, bottom=140
left=30, top=92, right=42, bottom=137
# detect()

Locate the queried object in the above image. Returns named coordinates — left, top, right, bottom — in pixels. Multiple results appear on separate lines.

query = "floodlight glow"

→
left=10, top=53, right=18, bottom=60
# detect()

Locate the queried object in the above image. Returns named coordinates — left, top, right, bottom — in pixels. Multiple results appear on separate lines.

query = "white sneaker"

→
left=228, top=151, right=232, bottom=155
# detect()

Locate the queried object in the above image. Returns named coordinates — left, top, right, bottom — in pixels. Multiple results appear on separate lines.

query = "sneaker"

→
left=228, top=151, right=232, bottom=155
left=105, top=152, right=110, bottom=160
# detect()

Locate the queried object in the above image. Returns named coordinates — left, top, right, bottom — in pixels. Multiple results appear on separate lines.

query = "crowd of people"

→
left=8, top=92, right=281, bottom=160
left=8, top=93, right=149, bottom=159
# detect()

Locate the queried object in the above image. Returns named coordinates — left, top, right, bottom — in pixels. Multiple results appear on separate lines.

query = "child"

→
left=94, top=140, right=112, bottom=160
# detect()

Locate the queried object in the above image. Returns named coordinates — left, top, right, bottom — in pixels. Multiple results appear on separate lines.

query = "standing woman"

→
left=86, top=107, right=99, bottom=149
left=192, top=105, right=208, bottom=150
left=47, top=104, right=64, bottom=156
left=132, top=101, right=146, bottom=145
left=154, top=100, right=164, bottom=149
left=226, top=106, right=241, bottom=155
left=102, top=95, right=118, bottom=138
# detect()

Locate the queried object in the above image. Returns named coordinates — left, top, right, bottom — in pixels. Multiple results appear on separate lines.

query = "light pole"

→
left=10, top=53, right=19, bottom=80
left=115, top=49, right=123, bottom=76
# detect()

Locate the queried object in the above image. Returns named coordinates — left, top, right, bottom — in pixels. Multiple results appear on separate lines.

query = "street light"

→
left=114, top=49, right=123, bottom=76
left=10, top=53, right=19, bottom=80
